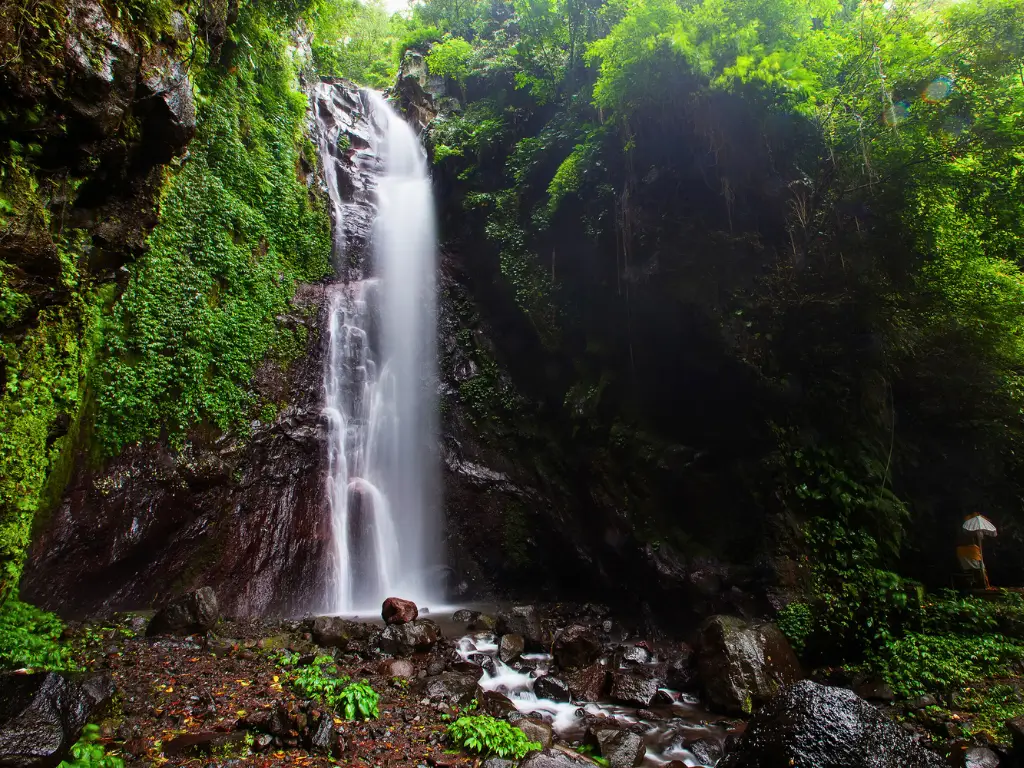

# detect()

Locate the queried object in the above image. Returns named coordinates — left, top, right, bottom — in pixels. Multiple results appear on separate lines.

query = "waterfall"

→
left=317, top=84, right=440, bottom=614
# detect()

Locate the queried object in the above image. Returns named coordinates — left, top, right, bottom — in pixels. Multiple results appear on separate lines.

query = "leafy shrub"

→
left=289, top=655, right=351, bottom=708
left=776, top=601, right=813, bottom=655
left=58, top=724, right=123, bottom=768
left=869, top=632, right=1024, bottom=699
left=446, top=714, right=541, bottom=759
left=425, top=36, right=475, bottom=88
left=0, top=598, right=74, bottom=671
left=338, top=679, right=379, bottom=720
left=399, top=25, right=442, bottom=56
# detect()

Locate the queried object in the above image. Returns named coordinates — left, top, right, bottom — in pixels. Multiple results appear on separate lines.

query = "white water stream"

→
left=318, top=86, right=440, bottom=614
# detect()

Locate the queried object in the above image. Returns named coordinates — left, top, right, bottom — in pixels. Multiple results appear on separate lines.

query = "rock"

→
left=311, top=616, right=370, bottom=649
left=453, top=609, right=480, bottom=624
left=64, top=0, right=138, bottom=135
left=482, top=759, right=516, bottom=768
left=619, top=645, right=652, bottom=666
left=697, top=615, right=802, bottom=715
left=308, top=714, right=336, bottom=755
left=1008, top=715, right=1024, bottom=760
left=909, top=694, right=938, bottom=710
left=520, top=748, right=592, bottom=767
left=163, top=731, right=247, bottom=756
left=534, top=676, right=572, bottom=703
left=664, top=645, right=695, bottom=690
left=147, top=587, right=219, bottom=636
left=497, top=606, right=545, bottom=649
left=610, top=670, right=660, bottom=707
left=516, top=718, right=554, bottom=749
left=382, top=597, right=419, bottom=625
left=137, top=45, right=197, bottom=159
left=422, top=673, right=479, bottom=707
left=587, top=724, right=646, bottom=768
left=0, top=672, right=93, bottom=767
left=479, top=691, right=516, bottom=718
left=553, top=625, right=601, bottom=670
left=381, top=620, right=441, bottom=656
left=566, top=664, right=608, bottom=702
left=686, top=738, right=722, bottom=765
left=468, top=614, right=498, bottom=632
left=852, top=677, right=895, bottom=703
left=963, top=747, right=1000, bottom=768
left=718, top=680, right=947, bottom=768
left=382, top=659, right=416, bottom=678
left=499, top=634, right=525, bottom=663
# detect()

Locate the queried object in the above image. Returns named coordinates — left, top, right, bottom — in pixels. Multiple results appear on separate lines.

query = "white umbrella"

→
left=963, top=514, right=998, bottom=537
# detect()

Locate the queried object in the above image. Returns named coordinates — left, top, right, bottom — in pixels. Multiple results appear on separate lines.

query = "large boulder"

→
left=520, top=748, right=593, bottom=768
left=718, top=680, right=946, bottom=768
left=553, top=625, right=601, bottom=670
left=0, top=673, right=94, bottom=767
left=382, top=597, right=418, bottom=625
left=146, top=587, right=218, bottom=636
left=566, top=664, right=608, bottom=702
left=697, top=615, right=801, bottom=715
left=534, top=675, right=571, bottom=703
left=586, top=723, right=646, bottom=768
left=311, top=616, right=372, bottom=650
left=498, top=634, right=525, bottom=663
left=610, top=669, right=660, bottom=707
left=380, top=620, right=441, bottom=656
left=421, top=672, right=478, bottom=707
left=516, top=718, right=554, bottom=749
left=496, top=606, right=545, bottom=649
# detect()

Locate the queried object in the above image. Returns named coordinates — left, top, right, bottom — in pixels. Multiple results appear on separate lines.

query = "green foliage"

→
left=58, top=724, right=124, bottom=768
left=288, top=654, right=352, bottom=708
left=870, top=632, right=1024, bottom=700
left=96, top=4, right=331, bottom=454
left=446, top=714, right=541, bottom=758
left=776, top=601, right=812, bottom=655
left=337, top=679, right=380, bottom=720
left=0, top=597, right=74, bottom=671
left=309, top=0, right=404, bottom=87
left=426, top=36, right=475, bottom=88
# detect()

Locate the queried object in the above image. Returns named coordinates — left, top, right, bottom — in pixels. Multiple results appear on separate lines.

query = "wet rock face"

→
left=587, top=723, right=646, bottom=768
left=520, top=749, right=592, bottom=768
left=553, top=625, right=601, bottom=670
left=718, top=680, right=947, bottom=768
left=566, top=663, right=608, bottom=702
left=697, top=615, right=802, bottom=715
left=496, top=606, right=546, bottom=650
left=380, top=620, right=441, bottom=656
left=610, top=670, right=661, bottom=708
left=146, top=587, right=218, bottom=636
left=382, top=597, right=419, bottom=625
left=420, top=672, right=478, bottom=707
left=310, top=616, right=372, bottom=650
left=0, top=673, right=94, bottom=767
left=22, top=286, right=334, bottom=618
left=137, top=45, right=197, bottom=160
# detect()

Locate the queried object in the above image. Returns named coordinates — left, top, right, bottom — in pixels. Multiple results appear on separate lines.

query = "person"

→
left=956, top=523, right=991, bottom=589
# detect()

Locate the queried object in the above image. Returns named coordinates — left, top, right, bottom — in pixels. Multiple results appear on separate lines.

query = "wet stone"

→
left=499, top=633, right=525, bottom=663
left=382, top=597, right=419, bottom=625
left=964, top=747, right=1001, bottom=768
left=534, top=675, right=572, bottom=703
left=452, top=609, right=480, bottom=624
left=516, top=718, right=554, bottom=749
left=610, top=670, right=660, bottom=707
left=554, top=625, right=602, bottom=670
left=566, top=663, right=607, bottom=702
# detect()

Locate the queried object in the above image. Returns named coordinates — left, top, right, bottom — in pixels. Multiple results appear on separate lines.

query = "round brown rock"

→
left=382, top=597, right=419, bottom=625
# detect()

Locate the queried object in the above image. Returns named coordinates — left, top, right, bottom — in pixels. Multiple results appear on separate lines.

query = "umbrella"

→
left=963, top=514, right=998, bottom=537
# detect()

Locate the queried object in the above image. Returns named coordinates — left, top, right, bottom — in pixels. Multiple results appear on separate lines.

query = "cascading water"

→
left=317, top=84, right=440, bottom=614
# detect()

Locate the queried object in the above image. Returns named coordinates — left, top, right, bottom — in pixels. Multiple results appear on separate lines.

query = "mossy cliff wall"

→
left=2, top=0, right=333, bottom=608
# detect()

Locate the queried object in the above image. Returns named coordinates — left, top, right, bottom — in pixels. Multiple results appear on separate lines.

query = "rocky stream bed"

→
left=0, top=590, right=1018, bottom=768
